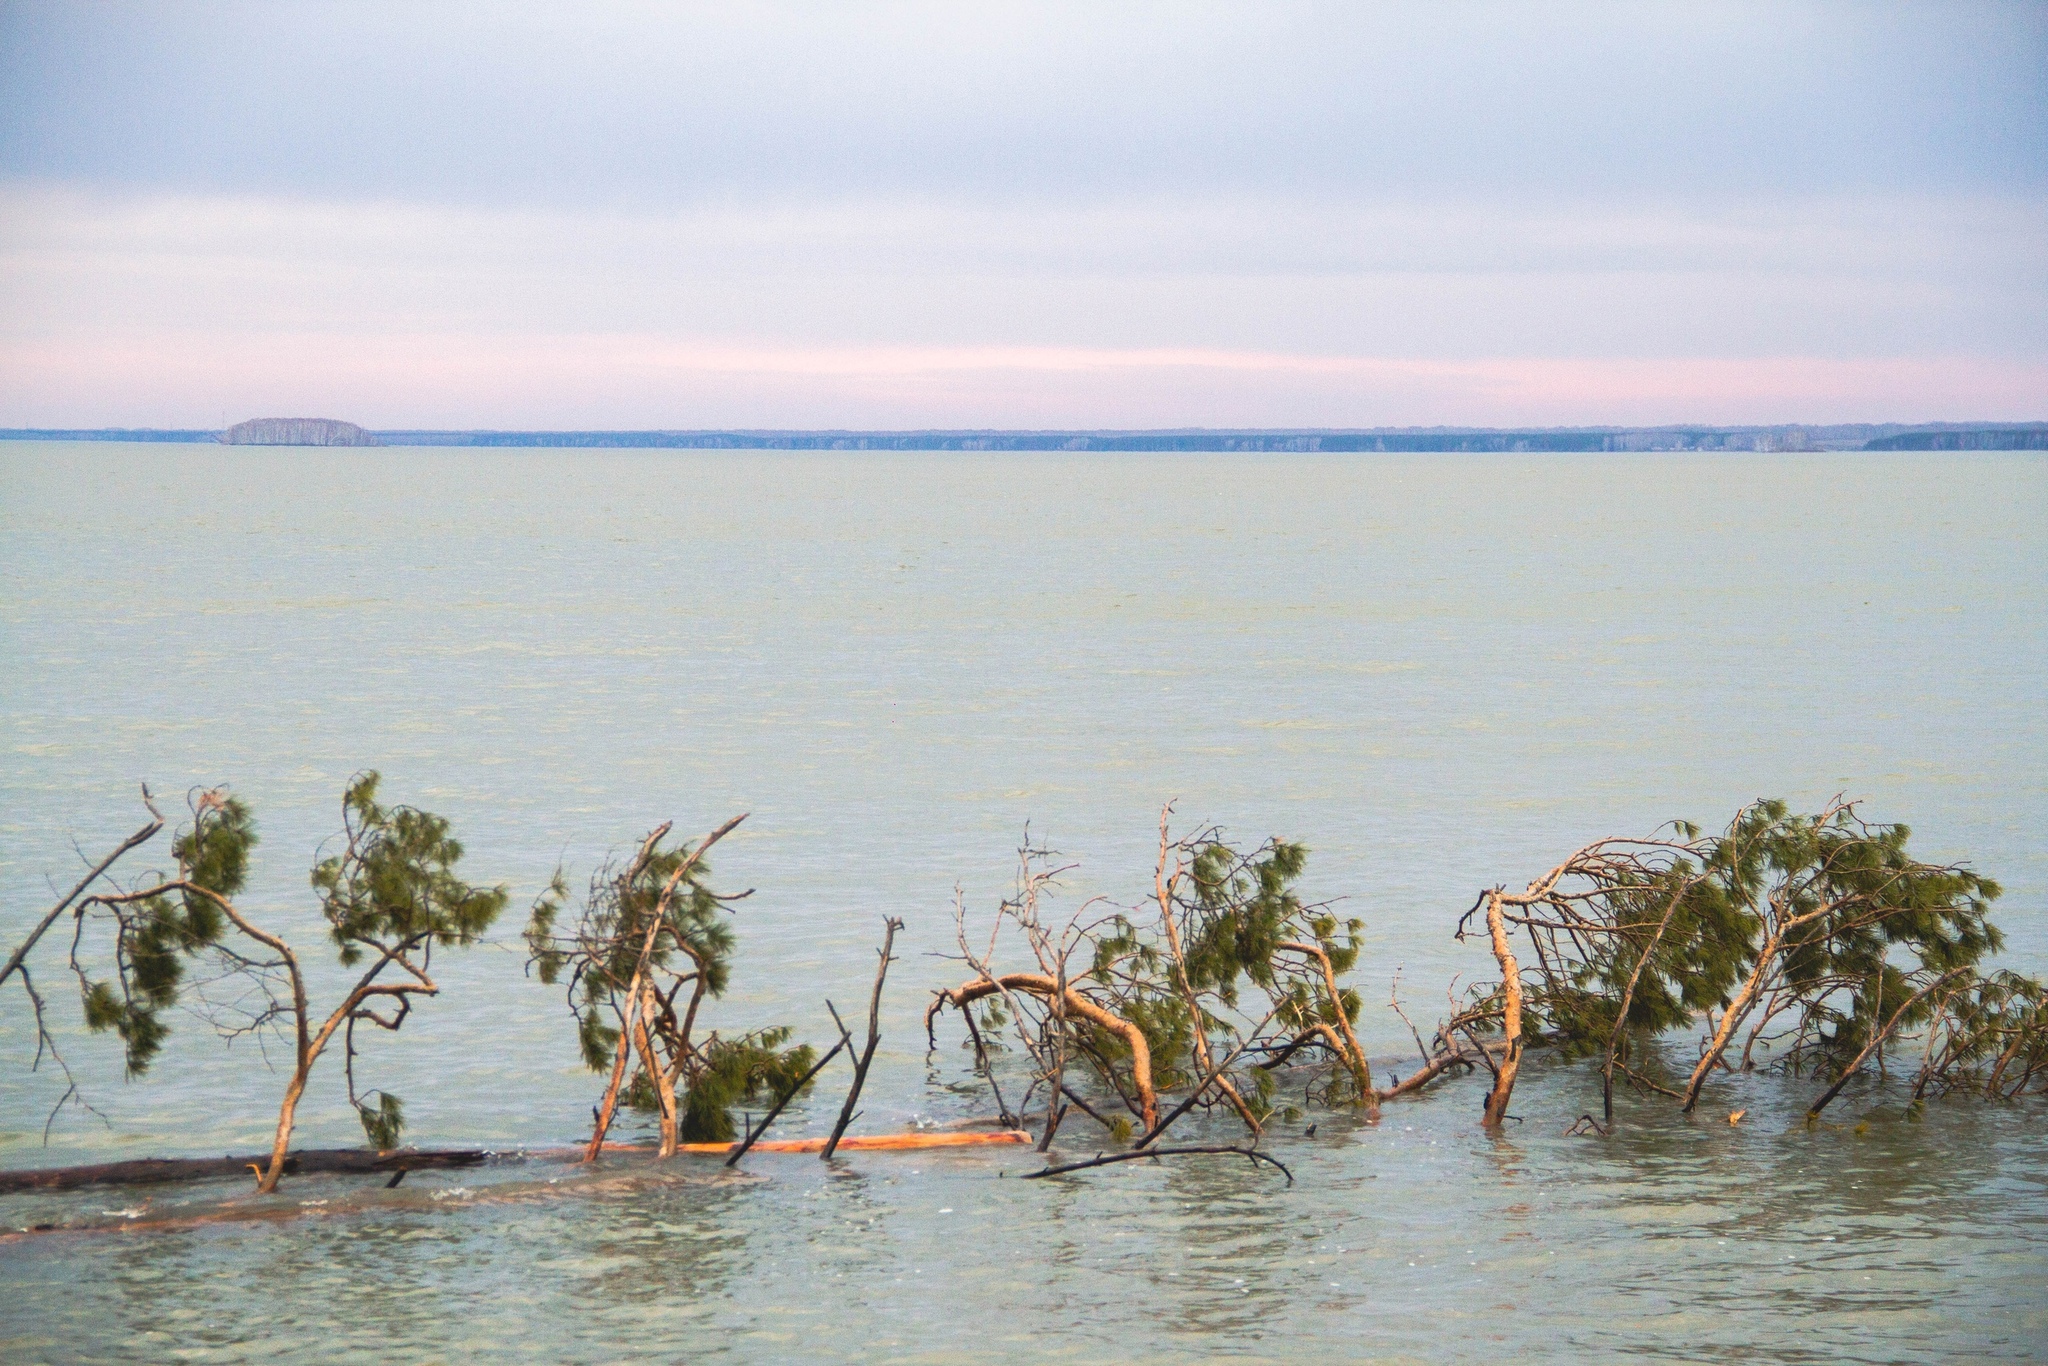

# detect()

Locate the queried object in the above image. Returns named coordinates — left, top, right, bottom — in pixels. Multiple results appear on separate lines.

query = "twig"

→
left=726, top=1034, right=849, bottom=1166
left=3, top=787, right=164, bottom=989
left=959, top=1001, right=1018, bottom=1126
left=1058, top=1084, right=1117, bottom=1133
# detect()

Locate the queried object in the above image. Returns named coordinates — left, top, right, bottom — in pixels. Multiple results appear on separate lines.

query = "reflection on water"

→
left=1, top=444, right=2043, bottom=1361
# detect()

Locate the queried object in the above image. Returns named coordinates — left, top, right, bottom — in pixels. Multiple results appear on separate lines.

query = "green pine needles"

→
left=78, top=791, right=254, bottom=1076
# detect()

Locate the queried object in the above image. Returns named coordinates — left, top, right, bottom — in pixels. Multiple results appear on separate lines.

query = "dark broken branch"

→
left=1023, top=1144, right=1293, bottom=1184
left=822, top=916, right=903, bottom=1159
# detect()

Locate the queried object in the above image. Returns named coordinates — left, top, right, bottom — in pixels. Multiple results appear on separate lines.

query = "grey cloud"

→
left=3, top=1, right=2044, bottom=207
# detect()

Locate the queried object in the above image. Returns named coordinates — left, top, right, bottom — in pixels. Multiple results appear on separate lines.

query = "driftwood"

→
left=0, top=1147, right=489, bottom=1194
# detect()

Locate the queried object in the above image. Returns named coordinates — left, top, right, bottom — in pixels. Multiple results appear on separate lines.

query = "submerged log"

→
left=0, top=1147, right=489, bottom=1194
left=604, top=1130, right=1032, bottom=1156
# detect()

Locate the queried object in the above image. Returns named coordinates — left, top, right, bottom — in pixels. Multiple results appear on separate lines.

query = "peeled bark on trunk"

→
left=1481, top=890, right=1523, bottom=1129
left=630, top=985, right=680, bottom=1157
left=258, top=1073, right=312, bottom=1195
left=585, top=1014, right=637, bottom=1160
left=930, top=974, right=1159, bottom=1131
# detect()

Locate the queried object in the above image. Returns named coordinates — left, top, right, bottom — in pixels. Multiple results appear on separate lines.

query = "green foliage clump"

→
left=527, top=829, right=735, bottom=1066
left=673, top=1028, right=819, bottom=1143
left=314, top=772, right=508, bottom=966
left=72, top=774, right=506, bottom=1157
left=1480, top=797, right=2025, bottom=1118
left=356, top=1091, right=405, bottom=1150
left=1086, top=835, right=1359, bottom=1103
left=82, top=792, right=256, bottom=1075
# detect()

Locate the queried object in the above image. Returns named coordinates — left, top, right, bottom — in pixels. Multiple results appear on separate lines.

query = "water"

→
left=2, top=443, right=2043, bottom=1362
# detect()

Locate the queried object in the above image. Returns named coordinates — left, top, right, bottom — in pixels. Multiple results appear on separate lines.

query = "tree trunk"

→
left=256, top=1066, right=313, bottom=1194
left=631, top=984, right=679, bottom=1157
left=1681, top=934, right=1779, bottom=1113
left=1481, top=890, right=1522, bottom=1129
left=1153, top=839, right=1261, bottom=1133
left=1600, top=881, right=1688, bottom=1125
left=584, top=1011, right=637, bottom=1161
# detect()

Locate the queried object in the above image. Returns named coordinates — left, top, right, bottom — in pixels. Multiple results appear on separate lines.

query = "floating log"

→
left=0, top=1147, right=488, bottom=1194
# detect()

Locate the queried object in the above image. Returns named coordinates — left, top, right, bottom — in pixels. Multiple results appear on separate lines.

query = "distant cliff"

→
left=217, top=418, right=380, bottom=446
left=1862, top=427, right=2046, bottom=451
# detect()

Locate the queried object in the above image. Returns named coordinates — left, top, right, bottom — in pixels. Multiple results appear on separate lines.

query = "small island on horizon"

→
left=217, top=417, right=380, bottom=447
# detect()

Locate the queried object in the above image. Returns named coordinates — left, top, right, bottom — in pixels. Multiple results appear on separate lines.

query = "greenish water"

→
left=2, top=443, right=2043, bottom=1362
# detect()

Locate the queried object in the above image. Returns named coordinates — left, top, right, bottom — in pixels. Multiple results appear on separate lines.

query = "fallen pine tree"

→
left=927, top=799, right=2047, bottom=1176
left=6, top=789, right=2041, bottom=1203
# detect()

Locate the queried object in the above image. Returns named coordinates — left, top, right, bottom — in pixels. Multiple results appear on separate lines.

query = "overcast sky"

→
left=3, top=1, right=2044, bottom=428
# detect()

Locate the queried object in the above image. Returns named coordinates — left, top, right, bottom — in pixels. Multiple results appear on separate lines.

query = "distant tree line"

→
left=7, top=424, right=2041, bottom=451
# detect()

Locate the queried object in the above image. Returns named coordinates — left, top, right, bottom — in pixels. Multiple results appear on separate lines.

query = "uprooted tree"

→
left=1449, top=797, right=2042, bottom=1128
left=67, top=774, right=508, bottom=1191
left=523, top=815, right=819, bottom=1159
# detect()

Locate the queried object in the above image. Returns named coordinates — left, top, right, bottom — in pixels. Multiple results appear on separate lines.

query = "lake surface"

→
left=2, top=442, right=2043, bottom=1362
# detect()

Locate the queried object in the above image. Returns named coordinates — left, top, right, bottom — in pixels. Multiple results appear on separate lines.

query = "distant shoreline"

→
left=2, top=423, right=2043, bottom=452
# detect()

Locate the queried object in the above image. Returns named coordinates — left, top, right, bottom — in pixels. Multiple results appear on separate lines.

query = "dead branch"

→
left=822, top=916, right=903, bottom=1159
left=929, top=973, right=1160, bottom=1130
left=1806, top=972, right=1965, bottom=1119
left=2, top=785, right=163, bottom=991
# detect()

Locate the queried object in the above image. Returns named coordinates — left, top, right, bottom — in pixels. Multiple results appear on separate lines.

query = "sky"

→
left=2, top=1, right=2044, bottom=430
